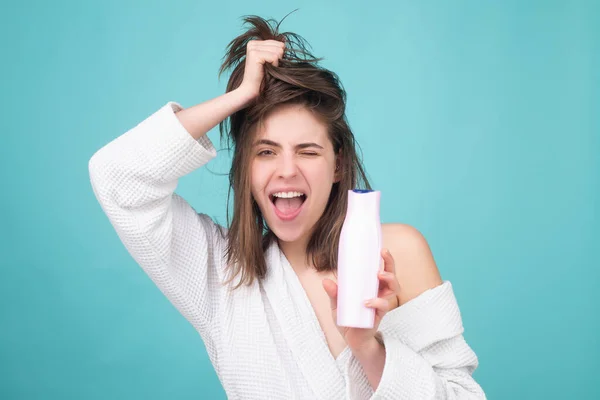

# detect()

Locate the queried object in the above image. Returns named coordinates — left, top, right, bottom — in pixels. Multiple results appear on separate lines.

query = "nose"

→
left=277, top=154, right=298, bottom=179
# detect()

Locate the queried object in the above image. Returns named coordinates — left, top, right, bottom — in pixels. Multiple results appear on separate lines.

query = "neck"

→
left=278, top=235, right=312, bottom=273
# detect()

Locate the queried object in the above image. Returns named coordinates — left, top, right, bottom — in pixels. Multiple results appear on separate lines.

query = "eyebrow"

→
left=253, top=139, right=324, bottom=150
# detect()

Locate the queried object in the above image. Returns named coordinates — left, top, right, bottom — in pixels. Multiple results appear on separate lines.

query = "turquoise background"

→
left=1, top=0, right=598, bottom=398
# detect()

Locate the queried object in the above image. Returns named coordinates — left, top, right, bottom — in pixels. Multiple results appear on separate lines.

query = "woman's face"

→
left=250, top=103, right=339, bottom=246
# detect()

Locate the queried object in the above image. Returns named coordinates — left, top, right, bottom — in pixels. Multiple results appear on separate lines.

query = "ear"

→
left=334, top=152, right=343, bottom=183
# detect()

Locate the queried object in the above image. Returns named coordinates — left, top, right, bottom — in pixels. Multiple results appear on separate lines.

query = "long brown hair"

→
left=219, top=15, right=371, bottom=288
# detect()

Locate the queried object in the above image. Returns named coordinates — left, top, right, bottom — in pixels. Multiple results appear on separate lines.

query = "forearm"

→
left=175, top=88, right=255, bottom=140
left=351, top=336, right=386, bottom=391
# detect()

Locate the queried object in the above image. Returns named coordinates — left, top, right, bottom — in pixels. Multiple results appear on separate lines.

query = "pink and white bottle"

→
left=336, top=189, right=382, bottom=328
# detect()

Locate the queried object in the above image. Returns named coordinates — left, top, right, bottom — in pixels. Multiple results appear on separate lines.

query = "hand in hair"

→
left=238, top=40, right=286, bottom=99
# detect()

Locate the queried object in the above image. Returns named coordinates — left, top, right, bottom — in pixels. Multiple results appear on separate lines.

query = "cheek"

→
left=250, top=162, right=269, bottom=200
left=313, top=160, right=335, bottom=180
left=306, top=163, right=335, bottom=197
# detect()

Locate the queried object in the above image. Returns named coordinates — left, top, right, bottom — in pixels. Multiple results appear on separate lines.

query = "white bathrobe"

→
left=89, top=102, right=486, bottom=399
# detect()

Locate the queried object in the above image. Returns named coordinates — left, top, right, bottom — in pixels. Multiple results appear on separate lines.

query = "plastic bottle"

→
left=336, top=189, right=382, bottom=328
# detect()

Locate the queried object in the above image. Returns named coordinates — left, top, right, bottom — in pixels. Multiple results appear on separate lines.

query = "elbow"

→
left=88, top=148, right=110, bottom=193
left=88, top=146, right=123, bottom=208
left=88, top=150, right=101, bottom=188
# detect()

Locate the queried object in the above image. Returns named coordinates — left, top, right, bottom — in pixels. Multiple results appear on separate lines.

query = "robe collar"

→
left=261, top=239, right=349, bottom=399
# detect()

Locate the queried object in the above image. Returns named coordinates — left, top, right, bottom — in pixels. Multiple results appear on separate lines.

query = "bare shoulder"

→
left=382, top=223, right=443, bottom=305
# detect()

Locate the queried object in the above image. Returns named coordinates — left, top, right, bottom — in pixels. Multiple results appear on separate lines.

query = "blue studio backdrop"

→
left=1, top=1, right=598, bottom=399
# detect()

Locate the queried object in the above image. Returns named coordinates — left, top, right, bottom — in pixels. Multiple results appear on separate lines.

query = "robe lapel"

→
left=261, top=240, right=347, bottom=399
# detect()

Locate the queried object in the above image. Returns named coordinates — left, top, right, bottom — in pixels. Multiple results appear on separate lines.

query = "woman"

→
left=89, top=16, right=485, bottom=399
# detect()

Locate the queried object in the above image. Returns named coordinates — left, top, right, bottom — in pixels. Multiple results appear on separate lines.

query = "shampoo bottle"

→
left=336, top=189, right=382, bottom=328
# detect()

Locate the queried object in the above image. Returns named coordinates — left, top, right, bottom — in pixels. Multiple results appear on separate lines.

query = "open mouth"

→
left=269, top=193, right=307, bottom=203
left=269, top=192, right=307, bottom=220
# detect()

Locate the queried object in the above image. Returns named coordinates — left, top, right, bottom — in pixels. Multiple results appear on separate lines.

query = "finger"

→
left=364, top=297, right=394, bottom=314
left=250, top=46, right=285, bottom=57
left=378, top=270, right=401, bottom=293
left=386, top=292, right=400, bottom=310
left=248, top=50, right=281, bottom=67
left=248, top=40, right=285, bottom=51
left=249, top=39, right=284, bottom=45
left=381, top=248, right=397, bottom=274
left=263, top=47, right=285, bottom=61
left=253, top=42, right=285, bottom=51
left=250, top=50, right=283, bottom=67
left=322, top=278, right=338, bottom=312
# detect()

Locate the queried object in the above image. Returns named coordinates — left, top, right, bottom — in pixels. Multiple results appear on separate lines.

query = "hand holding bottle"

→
left=322, top=248, right=401, bottom=352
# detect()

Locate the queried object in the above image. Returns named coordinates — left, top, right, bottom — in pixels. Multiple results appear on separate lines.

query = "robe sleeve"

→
left=344, top=282, right=486, bottom=399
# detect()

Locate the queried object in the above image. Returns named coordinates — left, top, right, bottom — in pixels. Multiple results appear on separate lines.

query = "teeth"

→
left=272, top=191, right=305, bottom=198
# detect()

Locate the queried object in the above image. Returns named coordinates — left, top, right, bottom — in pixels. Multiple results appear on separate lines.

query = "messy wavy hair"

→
left=219, top=14, right=371, bottom=288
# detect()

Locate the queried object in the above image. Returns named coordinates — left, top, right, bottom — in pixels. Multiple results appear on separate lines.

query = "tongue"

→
left=274, top=197, right=303, bottom=215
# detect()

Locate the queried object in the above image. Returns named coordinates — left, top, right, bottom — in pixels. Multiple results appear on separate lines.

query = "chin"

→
left=265, top=220, right=305, bottom=243
left=272, top=228, right=305, bottom=244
